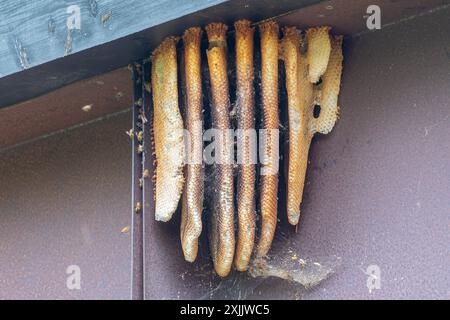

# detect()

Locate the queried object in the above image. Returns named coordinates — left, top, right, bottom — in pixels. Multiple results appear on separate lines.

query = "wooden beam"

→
left=0, top=0, right=226, bottom=77
left=0, top=0, right=324, bottom=108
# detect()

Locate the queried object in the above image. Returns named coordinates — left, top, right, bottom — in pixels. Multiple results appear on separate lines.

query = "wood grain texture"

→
left=0, top=0, right=325, bottom=108
left=0, top=0, right=224, bottom=77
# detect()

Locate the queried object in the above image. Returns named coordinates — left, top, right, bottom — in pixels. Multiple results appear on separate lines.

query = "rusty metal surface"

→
left=143, top=6, right=450, bottom=299
left=0, top=113, right=131, bottom=299
left=0, top=68, right=131, bottom=150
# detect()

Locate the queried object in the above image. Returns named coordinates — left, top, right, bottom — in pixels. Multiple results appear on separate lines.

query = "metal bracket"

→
left=130, top=59, right=155, bottom=300
left=130, top=62, right=144, bottom=300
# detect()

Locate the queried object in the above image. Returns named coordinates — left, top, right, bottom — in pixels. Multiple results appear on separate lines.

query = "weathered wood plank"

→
left=0, top=0, right=226, bottom=76
left=0, top=0, right=324, bottom=108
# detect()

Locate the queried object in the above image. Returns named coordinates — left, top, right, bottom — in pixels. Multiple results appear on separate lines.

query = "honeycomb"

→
left=149, top=21, right=344, bottom=277
left=151, top=37, right=185, bottom=223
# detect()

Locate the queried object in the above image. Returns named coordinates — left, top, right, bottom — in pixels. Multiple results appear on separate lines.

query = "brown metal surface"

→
left=0, top=68, right=132, bottom=150
left=143, top=6, right=450, bottom=299
left=277, top=0, right=449, bottom=35
left=250, top=5, right=450, bottom=299
left=0, top=113, right=131, bottom=299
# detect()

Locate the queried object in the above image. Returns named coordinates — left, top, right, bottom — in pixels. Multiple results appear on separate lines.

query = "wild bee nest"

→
left=147, top=21, right=343, bottom=278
